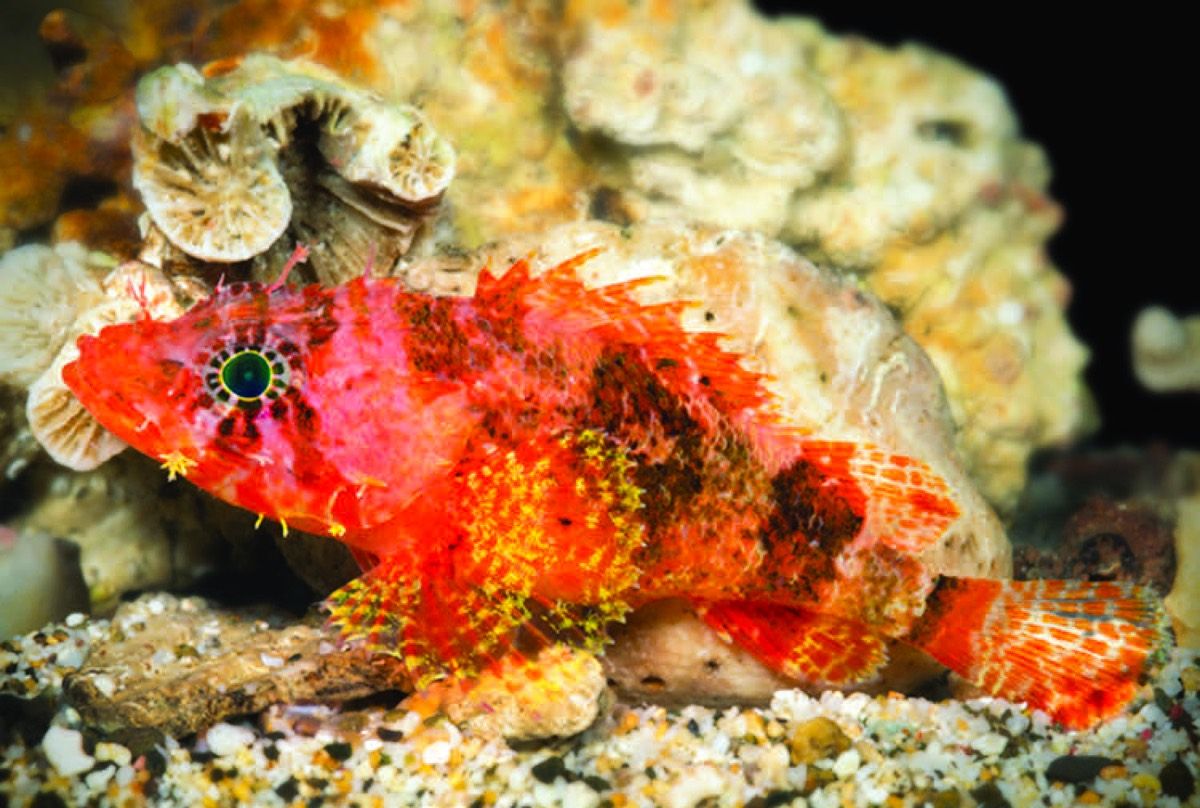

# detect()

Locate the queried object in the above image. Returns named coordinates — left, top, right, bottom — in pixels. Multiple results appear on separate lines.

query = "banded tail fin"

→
left=906, top=577, right=1172, bottom=729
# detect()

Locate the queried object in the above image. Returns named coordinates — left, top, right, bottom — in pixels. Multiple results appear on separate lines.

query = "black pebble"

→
left=275, top=777, right=300, bottom=801
left=582, top=775, right=610, bottom=793
left=1161, top=757, right=1196, bottom=800
left=323, top=741, right=353, bottom=762
left=144, top=748, right=167, bottom=777
left=1045, top=754, right=1119, bottom=784
left=968, top=782, right=1010, bottom=808
left=376, top=727, right=405, bottom=742
left=30, top=794, right=67, bottom=808
left=531, top=755, right=568, bottom=784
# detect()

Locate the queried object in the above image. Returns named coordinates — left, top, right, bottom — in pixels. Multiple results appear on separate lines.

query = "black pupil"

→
left=221, top=352, right=272, bottom=399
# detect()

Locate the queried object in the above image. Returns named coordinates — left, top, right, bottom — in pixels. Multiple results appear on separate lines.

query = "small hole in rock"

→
left=916, top=119, right=971, bottom=147
left=639, top=675, right=666, bottom=691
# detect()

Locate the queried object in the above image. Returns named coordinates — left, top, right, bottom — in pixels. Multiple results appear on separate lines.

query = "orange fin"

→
left=324, top=551, right=568, bottom=689
left=476, top=253, right=776, bottom=424
left=907, top=577, right=1173, bottom=729
left=697, top=601, right=889, bottom=687
left=797, top=441, right=959, bottom=553
left=325, top=428, right=646, bottom=688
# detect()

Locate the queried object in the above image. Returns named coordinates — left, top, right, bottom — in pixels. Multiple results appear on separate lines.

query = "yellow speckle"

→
left=329, top=522, right=346, bottom=537
left=254, top=514, right=264, bottom=529
left=279, top=518, right=289, bottom=538
left=159, top=450, right=197, bottom=481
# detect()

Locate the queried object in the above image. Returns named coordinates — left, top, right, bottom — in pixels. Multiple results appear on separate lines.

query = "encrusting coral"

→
left=0, top=243, right=108, bottom=389
left=132, top=54, right=455, bottom=285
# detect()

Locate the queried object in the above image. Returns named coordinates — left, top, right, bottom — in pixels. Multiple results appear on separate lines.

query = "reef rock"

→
left=63, top=594, right=605, bottom=741
left=63, top=595, right=399, bottom=737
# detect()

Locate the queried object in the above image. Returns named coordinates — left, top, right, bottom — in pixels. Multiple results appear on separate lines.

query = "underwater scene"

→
left=0, top=1, right=1196, bottom=806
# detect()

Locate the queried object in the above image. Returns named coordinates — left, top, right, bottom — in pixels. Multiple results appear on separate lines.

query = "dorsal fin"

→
left=475, top=251, right=779, bottom=429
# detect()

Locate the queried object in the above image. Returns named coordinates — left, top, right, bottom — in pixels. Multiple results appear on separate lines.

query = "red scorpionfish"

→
left=63, top=248, right=1172, bottom=729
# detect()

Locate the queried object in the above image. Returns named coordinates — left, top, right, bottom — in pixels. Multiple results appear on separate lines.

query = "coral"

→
left=26, top=300, right=137, bottom=470
left=561, top=3, right=844, bottom=233
left=1132, top=306, right=1200, bottom=393
left=131, top=55, right=454, bottom=283
left=2, top=256, right=187, bottom=472
left=0, top=243, right=107, bottom=388
left=133, top=88, right=292, bottom=262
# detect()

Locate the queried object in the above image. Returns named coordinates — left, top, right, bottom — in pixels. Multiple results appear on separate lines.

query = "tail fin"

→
left=906, top=577, right=1172, bottom=729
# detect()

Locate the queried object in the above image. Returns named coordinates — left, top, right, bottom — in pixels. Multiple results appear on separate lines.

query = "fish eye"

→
left=220, top=351, right=273, bottom=400
left=204, top=342, right=293, bottom=405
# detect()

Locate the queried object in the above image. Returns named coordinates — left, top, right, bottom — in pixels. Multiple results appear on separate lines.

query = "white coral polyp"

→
left=26, top=300, right=137, bottom=471
left=320, top=104, right=455, bottom=206
left=133, top=109, right=292, bottom=263
left=0, top=243, right=106, bottom=388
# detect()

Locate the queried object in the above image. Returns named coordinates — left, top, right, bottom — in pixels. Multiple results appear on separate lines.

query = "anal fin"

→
left=696, top=601, right=889, bottom=687
left=907, top=577, right=1173, bottom=729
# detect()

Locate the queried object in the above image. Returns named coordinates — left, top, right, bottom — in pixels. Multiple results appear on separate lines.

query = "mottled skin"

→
left=64, top=252, right=1170, bottom=728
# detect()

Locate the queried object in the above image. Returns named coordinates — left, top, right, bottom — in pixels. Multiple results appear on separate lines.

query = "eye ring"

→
left=205, top=344, right=292, bottom=404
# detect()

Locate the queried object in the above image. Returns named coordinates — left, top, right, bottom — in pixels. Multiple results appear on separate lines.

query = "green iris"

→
left=220, top=350, right=273, bottom=400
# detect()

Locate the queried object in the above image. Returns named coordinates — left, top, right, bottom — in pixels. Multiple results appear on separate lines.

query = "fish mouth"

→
left=63, top=334, right=161, bottom=449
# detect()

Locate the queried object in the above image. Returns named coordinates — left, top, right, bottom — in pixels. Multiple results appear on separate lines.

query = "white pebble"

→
left=562, top=780, right=600, bottom=808
left=206, top=722, right=256, bottom=756
left=422, top=740, right=451, bottom=766
left=93, top=674, right=116, bottom=698
left=148, top=599, right=165, bottom=615
left=65, top=613, right=86, bottom=627
left=42, top=726, right=94, bottom=776
left=832, top=748, right=861, bottom=778
left=664, top=765, right=724, bottom=808
left=260, top=652, right=284, bottom=668
left=973, top=733, right=1008, bottom=757
left=94, top=741, right=132, bottom=767
left=85, top=765, right=115, bottom=789
left=115, top=765, right=135, bottom=786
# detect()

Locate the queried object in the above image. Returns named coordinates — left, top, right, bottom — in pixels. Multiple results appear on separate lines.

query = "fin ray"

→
left=798, top=441, right=960, bottom=553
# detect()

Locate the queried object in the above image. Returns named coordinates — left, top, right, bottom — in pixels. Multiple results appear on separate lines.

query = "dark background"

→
left=755, top=3, right=1195, bottom=448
